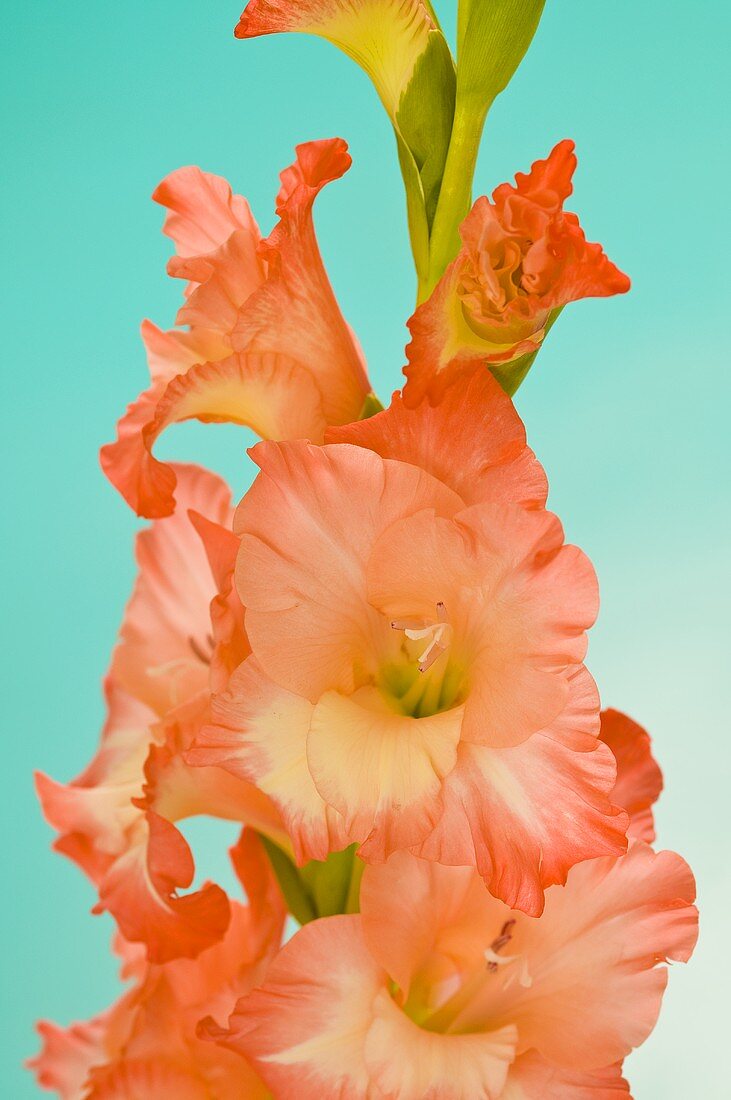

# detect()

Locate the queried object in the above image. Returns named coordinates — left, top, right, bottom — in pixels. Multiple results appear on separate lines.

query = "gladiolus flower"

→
left=29, top=832, right=283, bottom=1099
left=208, top=721, right=697, bottom=1099
left=101, top=139, right=371, bottom=519
left=36, top=466, right=286, bottom=961
left=190, top=370, right=628, bottom=913
left=405, top=140, right=631, bottom=403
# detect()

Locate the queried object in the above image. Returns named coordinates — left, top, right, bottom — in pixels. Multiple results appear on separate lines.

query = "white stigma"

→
left=391, top=602, right=453, bottom=673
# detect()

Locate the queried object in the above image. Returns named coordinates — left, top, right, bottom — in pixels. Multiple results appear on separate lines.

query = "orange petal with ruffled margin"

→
left=327, top=366, right=548, bottom=509
left=600, top=708, right=663, bottom=843
left=412, top=668, right=628, bottom=915
left=232, top=138, right=370, bottom=426
left=101, top=352, right=326, bottom=518
left=153, top=164, right=261, bottom=260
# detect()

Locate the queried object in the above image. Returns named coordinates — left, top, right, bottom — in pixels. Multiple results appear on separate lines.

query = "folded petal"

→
left=188, top=657, right=352, bottom=863
left=235, top=0, right=436, bottom=116
left=413, top=667, right=628, bottom=914
left=307, top=688, right=462, bottom=859
left=503, top=1053, right=630, bottom=1098
left=187, top=509, right=250, bottom=694
left=235, top=440, right=460, bottom=700
left=327, top=367, right=548, bottom=509
left=600, top=708, right=663, bottom=843
left=231, top=138, right=370, bottom=425
left=94, top=809, right=231, bottom=964
left=85, top=1060, right=211, bottom=1100
left=102, top=352, right=326, bottom=518
left=215, top=914, right=385, bottom=1099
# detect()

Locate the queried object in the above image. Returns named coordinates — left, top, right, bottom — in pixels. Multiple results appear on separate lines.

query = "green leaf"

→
left=259, top=837, right=365, bottom=924
left=458, top=0, right=546, bottom=106
left=396, top=30, right=457, bottom=231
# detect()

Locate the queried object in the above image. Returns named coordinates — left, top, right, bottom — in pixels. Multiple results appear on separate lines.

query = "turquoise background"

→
left=3, top=1, right=729, bottom=1094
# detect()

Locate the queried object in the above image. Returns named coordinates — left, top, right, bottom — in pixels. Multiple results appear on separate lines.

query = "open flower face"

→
left=36, top=466, right=285, bottom=962
left=405, top=140, right=630, bottom=404
left=30, top=832, right=283, bottom=1100
left=101, top=138, right=371, bottom=518
left=191, top=371, right=627, bottom=912
left=208, top=721, right=698, bottom=1100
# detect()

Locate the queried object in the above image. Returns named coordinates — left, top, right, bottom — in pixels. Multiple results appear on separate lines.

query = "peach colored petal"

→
left=601, top=708, right=663, bottom=843
left=140, top=319, right=230, bottom=386
left=360, top=850, right=506, bottom=998
left=230, top=139, right=370, bottom=426
left=457, top=842, right=698, bottom=1071
left=187, top=509, right=250, bottom=694
left=110, top=463, right=232, bottom=715
left=503, top=1053, right=630, bottom=1098
left=84, top=1060, right=211, bottom=1100
left=413, top=667, right=628, bottom=915
left=327, top=367, right=548, bottom=509
left=152, top=164, right=261, bottom=260
left=29, top=1016, right=110, bottom=1099
left=365, top=988, right=516, bottom=1099
left=188, top=657, right=351, bottom=864
left=235, top=440, right=461, bottom=700
left=307, top=688, right=462, bottom=859
left=216, top=914, right=385, bottom=1099
left=367, top=504, right=598, bottom=749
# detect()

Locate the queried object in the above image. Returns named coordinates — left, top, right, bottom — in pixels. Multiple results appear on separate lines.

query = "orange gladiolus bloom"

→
left=190, top=371, right=628, bottom=914
left=36, top=466, right=285, bottom=962
left=29, top=832, right=283, bottom=1099
left=101, top=139, right=371, bottom=519
left=405, top=140, right=630, bottom=404
left=206, top=713, right=698, bottom=1100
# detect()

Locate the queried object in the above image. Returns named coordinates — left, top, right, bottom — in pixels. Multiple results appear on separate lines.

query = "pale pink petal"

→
left=29, top=1016, right=110, bottom=1099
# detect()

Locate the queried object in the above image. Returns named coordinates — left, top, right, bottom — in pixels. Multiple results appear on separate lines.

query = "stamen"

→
left=391, top=602, right=453, bottom=673
left=188, top=633, right=214, bottom=666
left=486, top=919, right=516, bottom=972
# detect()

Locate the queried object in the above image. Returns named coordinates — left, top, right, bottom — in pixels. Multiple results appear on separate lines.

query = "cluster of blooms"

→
left=32, top=3, right=697, bottom=1098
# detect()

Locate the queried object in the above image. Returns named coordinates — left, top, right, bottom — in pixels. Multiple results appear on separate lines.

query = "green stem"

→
left=421, top=94, right=489, bottom=300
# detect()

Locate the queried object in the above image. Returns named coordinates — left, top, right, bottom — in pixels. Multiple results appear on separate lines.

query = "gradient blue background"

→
left=3, top=2, right=729, bottom=1094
